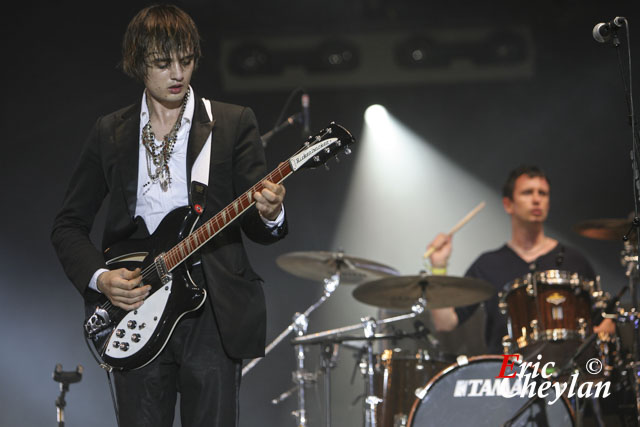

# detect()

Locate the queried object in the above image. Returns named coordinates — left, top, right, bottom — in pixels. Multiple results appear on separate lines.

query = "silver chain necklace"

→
left=141, top=90, right=190, bottom=193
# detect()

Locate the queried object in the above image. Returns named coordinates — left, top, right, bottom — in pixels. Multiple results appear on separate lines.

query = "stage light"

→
left=364, top=104, right=389, bottom=128
left=305, top=39, right=360, bottom=73
left=474, top=31, right=527, bottom=65
left=394, top=35, right=450, bottom=68
left=227, top=43, right=280, bottom=76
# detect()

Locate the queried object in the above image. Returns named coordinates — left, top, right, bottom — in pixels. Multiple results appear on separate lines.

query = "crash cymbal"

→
left=276, top=251, right=399, bottom=284
left=573, top=218, right=634, bottom=241
left=352, top=274, right=494, bottom=310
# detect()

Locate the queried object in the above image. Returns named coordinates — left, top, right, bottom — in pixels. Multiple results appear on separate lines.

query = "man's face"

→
left=144, top=50, right=194, bottom=108
left=503, top=175, right=550, bottom=225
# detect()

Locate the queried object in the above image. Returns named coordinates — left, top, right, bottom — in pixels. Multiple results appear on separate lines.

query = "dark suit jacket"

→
left=51, top=93, right=287, bottom=359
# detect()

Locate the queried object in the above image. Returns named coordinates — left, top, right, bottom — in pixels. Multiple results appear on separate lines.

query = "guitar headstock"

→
left=289, top=123, right=355, bottom=171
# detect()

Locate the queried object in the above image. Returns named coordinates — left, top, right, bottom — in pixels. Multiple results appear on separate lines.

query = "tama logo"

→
left=453, top=378, right=515, bottom=397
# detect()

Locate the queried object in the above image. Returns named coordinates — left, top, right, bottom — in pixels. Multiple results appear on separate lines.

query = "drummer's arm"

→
left=593, top=317, right=616, bottom=335
left=432, top=308, right=459, bottom=332
left=427, top=233, right=460, bottom=331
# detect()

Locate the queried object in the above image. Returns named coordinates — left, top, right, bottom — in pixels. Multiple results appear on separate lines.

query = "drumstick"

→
left=423, top=201, right=486, bottom=259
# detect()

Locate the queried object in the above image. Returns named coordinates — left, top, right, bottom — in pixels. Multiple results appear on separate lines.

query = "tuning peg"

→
left=313, top=155, right=320, bottom=163
left=344, top=146, right=352, bottom=155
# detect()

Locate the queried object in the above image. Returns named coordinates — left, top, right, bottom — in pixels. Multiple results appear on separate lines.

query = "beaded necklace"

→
left=141, top=89, right=190, bottom=193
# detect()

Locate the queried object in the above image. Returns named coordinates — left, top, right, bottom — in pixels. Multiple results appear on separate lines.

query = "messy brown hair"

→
left=502, top=165, right=550, bottom=199
left=121, top=4, right=201, bottom=82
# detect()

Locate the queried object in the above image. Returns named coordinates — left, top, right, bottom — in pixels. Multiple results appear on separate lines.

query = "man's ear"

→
left=503, top=196, right=513, bottom=215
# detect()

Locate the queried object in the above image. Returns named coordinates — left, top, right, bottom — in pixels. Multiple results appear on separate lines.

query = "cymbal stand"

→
left=292, top=298, right=426, bottom=427
left=292, top=305, right=311, bottom=427
left=244, top=273, right=341, bottom=377
left=354, top=317, right=378, bottom=427
left=253, top=273, right=340, bottom=427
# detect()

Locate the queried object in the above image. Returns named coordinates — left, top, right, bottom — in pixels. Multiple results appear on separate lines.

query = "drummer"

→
left=428, top=165, right=615, bottom=353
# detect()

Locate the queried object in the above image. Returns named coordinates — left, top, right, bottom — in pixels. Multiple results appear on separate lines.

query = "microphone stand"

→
left=610, top=18, right=640, bottom=424
left=52, top=364, right=83, bottom=427
left=261, top=112, right=302, bottom=148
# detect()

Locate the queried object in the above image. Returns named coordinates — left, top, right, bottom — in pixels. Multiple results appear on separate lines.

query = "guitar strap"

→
left=189, top=98, right=213, bottom=215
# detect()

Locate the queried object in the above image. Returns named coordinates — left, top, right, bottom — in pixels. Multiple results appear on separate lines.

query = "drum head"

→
left=408, top=355, right=573, bottom=427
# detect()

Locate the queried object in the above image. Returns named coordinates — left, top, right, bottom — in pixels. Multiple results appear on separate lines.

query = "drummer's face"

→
left=503, top=175, right=550, bottom=224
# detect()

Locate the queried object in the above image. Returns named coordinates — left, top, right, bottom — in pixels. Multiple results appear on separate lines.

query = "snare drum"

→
left=407, top=355, right=574, bottom=426
left=373, top=349, right=449, bottom=427
left=499, top=270, right=597, bottom=360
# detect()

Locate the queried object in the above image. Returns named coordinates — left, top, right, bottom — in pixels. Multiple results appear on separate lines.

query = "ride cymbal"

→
left=573, top=218, right=634, bottom=241
left=352, top=274, right=494, bottom=310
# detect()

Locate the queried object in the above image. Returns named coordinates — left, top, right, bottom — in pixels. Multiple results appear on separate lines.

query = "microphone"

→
left=301, top=93, right=310, bottom=137
left=593, top=17, right=625, bottom=43
left=592, top=285, right=628, bottom=325
left=260, top=112, right=302, bottom=147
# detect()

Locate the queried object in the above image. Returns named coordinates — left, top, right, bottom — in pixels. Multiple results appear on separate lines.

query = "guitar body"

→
left=84, top=206, right=207, bottom=370
left=82, top=122, right=355, bottom=371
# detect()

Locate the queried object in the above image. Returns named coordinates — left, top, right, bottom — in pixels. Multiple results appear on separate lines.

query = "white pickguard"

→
left=104, top=280, right=172, bottom=359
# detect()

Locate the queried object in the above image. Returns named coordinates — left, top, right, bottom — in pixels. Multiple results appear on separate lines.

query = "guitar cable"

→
left=84, top=333, right=121, bottom=427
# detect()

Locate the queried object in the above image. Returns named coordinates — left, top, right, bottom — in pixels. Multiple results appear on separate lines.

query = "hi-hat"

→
left=573, top=218, right=634, bottom=241
left=276, top=251, right=399, bottom=284
left=352, top=274, right=494, bottom=310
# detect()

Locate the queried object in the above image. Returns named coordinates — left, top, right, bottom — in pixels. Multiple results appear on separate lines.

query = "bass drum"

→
left=407, top=355, right=574, bottom=427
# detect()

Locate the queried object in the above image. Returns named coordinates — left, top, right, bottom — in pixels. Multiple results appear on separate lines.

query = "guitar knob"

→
left=127, top=320, right=137, bottom=329
left=116, top=329, right=125, bottom=338
left=119, top=342, right=130, bottom=351
left=344, top=146, right=352, bottom=155
left=131, top=334, right=141, bottom=343
left=112, top=341, right=120, bottom=348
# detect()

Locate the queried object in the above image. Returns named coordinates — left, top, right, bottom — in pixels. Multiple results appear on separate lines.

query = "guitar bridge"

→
left=155, top=253, right=172, bottom=284
left=84, top=307, right=111, bottom=338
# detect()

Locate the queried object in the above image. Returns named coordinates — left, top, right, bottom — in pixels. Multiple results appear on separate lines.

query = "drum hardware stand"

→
left=53, top=364, right=83, bottom=427
left=621, top=223, right=640, bottom=425
left=501, top=333, right=601, bottom=427
left=258, top=272, right=341, bottom=427
left=292, top=300, right=426, bottom=427
left=360, top=317, right=382, bottom=427
left=319, top=342, right=339, bottom=427
left=292, top=308, right=312, bottom=427
left=243, top=272, right=341, bottom=377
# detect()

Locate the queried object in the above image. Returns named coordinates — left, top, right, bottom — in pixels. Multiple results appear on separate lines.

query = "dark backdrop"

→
left=1, top=1, right=638, bottom=426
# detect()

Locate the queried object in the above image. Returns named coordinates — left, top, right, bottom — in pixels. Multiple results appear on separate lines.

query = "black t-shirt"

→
left=455, top=243, right=596, bottom=354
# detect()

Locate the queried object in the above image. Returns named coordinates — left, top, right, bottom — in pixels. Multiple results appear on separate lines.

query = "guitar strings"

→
left=98, top=131, right=344, bottom=317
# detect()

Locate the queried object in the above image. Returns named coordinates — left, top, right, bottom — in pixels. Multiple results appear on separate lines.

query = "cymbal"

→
left=573, top=218, right=634, bottom=241
left=352, top=274, right=494, bottom=310
left=276, top=251, right=399, bottom=284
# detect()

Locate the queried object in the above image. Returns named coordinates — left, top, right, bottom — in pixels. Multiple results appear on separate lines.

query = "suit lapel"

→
left=115, top=103, right=141, bottom=218
left=187, top=95, right=215, bottom=184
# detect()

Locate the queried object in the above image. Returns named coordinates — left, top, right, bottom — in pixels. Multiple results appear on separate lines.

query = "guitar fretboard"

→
left=163, top=161, right=293, bottom=271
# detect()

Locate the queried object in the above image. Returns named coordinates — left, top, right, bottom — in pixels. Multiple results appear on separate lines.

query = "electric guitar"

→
left=83, top=122, right=355, bottom=370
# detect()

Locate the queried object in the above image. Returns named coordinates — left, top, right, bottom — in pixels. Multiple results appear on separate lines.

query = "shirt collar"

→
left=140, top=85, right=195, bottom=126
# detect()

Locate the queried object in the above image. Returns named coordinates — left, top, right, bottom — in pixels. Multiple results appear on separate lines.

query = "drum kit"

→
left=244, top=217, right=640, bottom=427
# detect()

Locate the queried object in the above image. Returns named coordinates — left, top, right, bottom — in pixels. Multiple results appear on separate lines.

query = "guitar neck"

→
left=163, top=161, right=293, bottom=271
